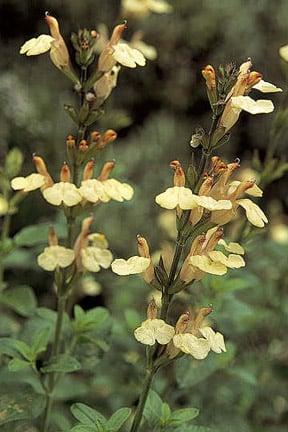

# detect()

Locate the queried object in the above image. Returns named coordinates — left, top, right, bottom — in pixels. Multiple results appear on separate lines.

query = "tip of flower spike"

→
left=45, top=11, right=50, bottom=17
left=122, top=20, right=128, bottom=28
left=234, top=157, right=241, bottom=165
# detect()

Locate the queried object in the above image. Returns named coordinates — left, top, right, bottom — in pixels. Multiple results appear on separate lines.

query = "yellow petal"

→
left=228, top=180, right=263, bottom=197
left=194, top=195, right=232, bottom=211
left=134, top=320, right=156, bottom=345
left=37, top=245, right=74, bottom=271
left=238, top=198, right=268, bottom=228
left=252, top=79, right=282, bottom=93
left=113, top=43, right=146, bottom=68
left=88, top=233, right=109, bottom=249
left=231, top=96, right=274, bottom=114
left=20, top=34, right=55, bottom=56
left=218, top=239, right=245, bottom=255
left=279, top=44, right=288, bottom=61
left=150, top=319, right=175, bottom=344
left=173, top=333, right=210, bottom=359
left=208, top=250, right=245, bottom=269
left=199, top=327, right=226, bottom=353
left=11, top=173, right=45, bottom=192
left=155, top=187, right=197, bottom=210
left=103, top=179, right=134, bottom=202
left=80, top=179, right=110, bottom=203
left=43, top=182, right=82, bottom=207
left=81, top=246, right=113, bottom=272
left=111, top=256, right=150, bottom=275
left=189, top=255, right=227, bottom=275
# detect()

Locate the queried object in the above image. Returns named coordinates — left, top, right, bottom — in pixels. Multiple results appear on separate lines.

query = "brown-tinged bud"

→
left=32, top=155, right=54, bottom=187
left=147, top=298, right=158, bottom=320
left=60, top=162, right=71, bottom=182
left=180, top=234, right=206, bottom=283
left=48, top=226, right=58, bottom=246
left=110, top=22, right=128, bottom=45
left=239, top=58, right=252, bottom=74
left=98, top=22, right=127, bottom=73
left=211, top=156, right=227, bottom=175
left=98, top=161, right=115, bottom=181
left=202, top=227, right=224, bottom=253
left=202, top=65, right=216, bottom=91
left=91, top=30, right=98, bottom=38
left=175, top=312, right=191, bottom=334
left=137, top=235, right=150, bottom=258
left=199, top=175, right=213, bottom=196
left=91, top=131, right=101, bottom=142
left=191, top=306, right=213, bottom=333
left=103, top=129, right=117, bottom=144
left=229, top=180, right=255, bottom=199
left=66, top=134, right=76, bottom=148
left=170, top=160, right=185, bottom=187
left=83, top=159, right=95, bottom=180
left=74, top=215, right=93, bottom=271
left=79, top=139, right=89, bottom=152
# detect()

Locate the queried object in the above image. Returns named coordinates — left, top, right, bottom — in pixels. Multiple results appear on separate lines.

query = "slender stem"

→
left=130, top=367, right=155, bottom=432
left=42, top=295, right=67, bottom=432
left=0, top=211, right=11, bottom=289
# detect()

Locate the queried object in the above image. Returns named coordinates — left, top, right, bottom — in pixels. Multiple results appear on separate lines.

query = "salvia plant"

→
left=0, top=9, right=285, bottom=432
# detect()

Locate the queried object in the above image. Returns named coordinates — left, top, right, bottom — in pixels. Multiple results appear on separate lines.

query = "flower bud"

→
left=202, top=65, right=216, bottom=91
left=74, top=216, right=93, bottom=270
left=96, top=129, right=117, bottom=149
left=147, top=298, right=158, bottom=320
left=170, top=160, right=185, bottom=187
left=175, top=312, right=191, bottom=334
left=91, top=131, right=101, bottom=142
left=180, top=234, right=206, bottom=283
left=191, top=306, right=213, bottom=333
left=98, top=22, right=128, bottom=73
left=211, top=156, right=227, bottom=175
left=83, top=159, right=95, bottom=180
left=79, top=139, right=89, bottom=152
left=98, top=161, right=115, bottom=180
left=60, top=162, right=71, bottom=182
left=66, top=134, right=76, bottom=148
left=246, top=71, right=262, bottom=91
left=137, top=235, right=155, bottom=284
left=32, top=155, right=54, bottom=187
left=48, top=226, right=58, bottom=246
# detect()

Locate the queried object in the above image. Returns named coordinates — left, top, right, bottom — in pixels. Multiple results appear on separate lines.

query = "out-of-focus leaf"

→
left=170, top=407, right=200, bottom=425
left=106, top=407, right=131, bottom=431
left=8, top=358, right=31, bottom=372
left=143, top=390, right=163, bottom=426
left=0, top=285, right=37, bottom=317
left=14, top=223, right=66, bottom=247
left=0, top=388, right=45, bottom=425
left=42, top=354, right=81, bottom=373
left=71, top=403, right=106, bottom=427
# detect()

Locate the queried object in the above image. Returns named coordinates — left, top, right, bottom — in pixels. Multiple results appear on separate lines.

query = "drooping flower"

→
left=11, top=173, right=45, bottom=192
left=111, top=256, right=151, bottom=275
left=252, top=79, right=282, bottom=93
left=80, top=178, right=134, bottom=203
left=74, top=217, right=113, bottom=273
left=20, top=13, right=79, bottom=84
left=43, top=182, right=82, bottom=207
left=37, top=227, right=75, bottom=271
left=231, top=96, right=274, bottom=115
left=218, top=239, right=245, bottom=255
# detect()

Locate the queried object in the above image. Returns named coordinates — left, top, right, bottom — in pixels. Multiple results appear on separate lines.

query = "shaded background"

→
left=0, top=1, right=288, bottom=431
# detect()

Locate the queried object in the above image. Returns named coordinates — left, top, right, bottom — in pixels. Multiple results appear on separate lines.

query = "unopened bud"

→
left=147, top=298, right=158, bottom=320
left=60, top=162, right=71, bottom=182
left=199, top=176, right=213, bottom=196
left=170, top=160, right=185, bottom=187
left=91, top=131, right=101, bottom=142
left=33, top=155, right=54, bottom=187
left=66, top=134, right=76, bottom=148
left=98, top=161, right=115, bottom=180
left=193, top=306, right=213, bottom=331
left=211, top=156, right=227, bottom=174
left=202, top=65, right=216, bottom=91
left=79, top=139, right=89, bottom=152
left=110, top=22, right=128, bottom=45
left=175, top=312, right=191, bottom=334
left=83, top=159, right=95, bottom=180
left=74, top=215, right=94, bottom=271
left=246, top=71, right=262, bottom=90
left=91, top=30, right=98, bottom=38
left=137, top=234, right=150, bottom=258
left=48, top=226, right=58, bottom=246
left=103, top=129, right=117, bottom=144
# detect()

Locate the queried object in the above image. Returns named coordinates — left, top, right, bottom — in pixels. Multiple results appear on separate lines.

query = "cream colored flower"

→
left=81, top=246, right=113, bottom=272
left=189, top=255, right=227, bottom=276
left=253, top=79, right=282, bottom=93
left=131, top=39, right=157, bottom=60
left=199, top=327, right=226, bottom=354
left=80, top=178, right=134, bottom=203
left=279, top=44, right=288, bottom=61
left=113, top=42, right=146, bottom=68
left=37, top=245, right=75, bottom=271
left=228, top=180, right=263, bottom=197
left=208, top=251, right=245, bottom=268
left=173, top=333, right=211, bottom=359
left=218, top=239, right=245, bottom=255
left=43, top=182, right=82, bottom=207
left=122, top=0, right=172, bottom=17
left=231, top=96, right=274, bottom=115
left=20, top=34, right=55, bottom=56
left=155, top=186, right=232, bottom=211
left=0, top=196, right=9, bottom=216
left=111, top=256, right=150, bottom=275
left=81, top=276, right=102, bottom=296
left=237, top=198, right=268, bottom=228
left=134, top=318, right=175, bottom=346
left=11, top=173, right=45, bottom=192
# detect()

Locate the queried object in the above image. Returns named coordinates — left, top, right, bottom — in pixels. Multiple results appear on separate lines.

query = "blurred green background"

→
left=0, top=0, right=288, bottom=431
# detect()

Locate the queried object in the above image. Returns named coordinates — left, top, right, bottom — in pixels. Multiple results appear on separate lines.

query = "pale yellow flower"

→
left=80, top=178, right=134, bottom=203
left=199, top=327, right=226, bottom=354
left=218, top=239, right=245, bottom=255
left=189, top=255, right=227, bottom=276
left=237, top=198, right=268, bottom=228
left=228, top=180, right=263, bottom=197
left=208, top=250, right=245, bottom=268
left=37, top=245, right=75, bottom=271
left=279, top=44, right=288, bottom=61
left=111, top=256, right=151, bottom=275
left=11, top=173, right=45, bottom=192
left=155, top=186, right=232, bottom=211
left=231, top=96, right=274, bottom=115
left=134, top=318, right=175, bottom=346
left=122, top=0, right=172, bottom=17
left=253, top=79, right=282, bottom=93
left=20, top=34, right=55, bottom=56
left=81, top=246, right=113, bottom=272
left=43, top=182, right=82, bottom=207
left=113, top=42, right=146, bottom=68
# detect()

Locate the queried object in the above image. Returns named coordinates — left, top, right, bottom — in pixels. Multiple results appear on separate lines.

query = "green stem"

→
left=42, top=295, right=67, bottom=432
left=130, top=367, right=155, bottom=432
left=0, top=212, right=11, bottom=289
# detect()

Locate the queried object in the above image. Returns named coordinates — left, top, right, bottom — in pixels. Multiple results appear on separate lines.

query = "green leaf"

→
left=14, top=223, right=66, bottom=247
left=160, top=403, right=171, bottom=425
left=170, top=408, right=200, bottom=425
left=174, top=426, right=212, bottom=432
left=42, top=354, right=81, bottom=373
left=31, top=327, right=50, bottom=358
left=0, top=338, right=22, bottom=357
left=74, top=307, right=109, bottom=334
left=124, top=309, right=141, bottom=330
left=106, top=407, right=131, bottom=431
left=71, top=426, right=96, bottom=432
left=143, top=390, right=163, bottom=427
left=0, top=285, right=37, bottom=317
left=8, top=358, right=31, bottom=372
left=0, top=388, right=46, bottom=425
left=71, top=403, right=106, bottom=427
left=13, top=340, right=33, bottom=361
